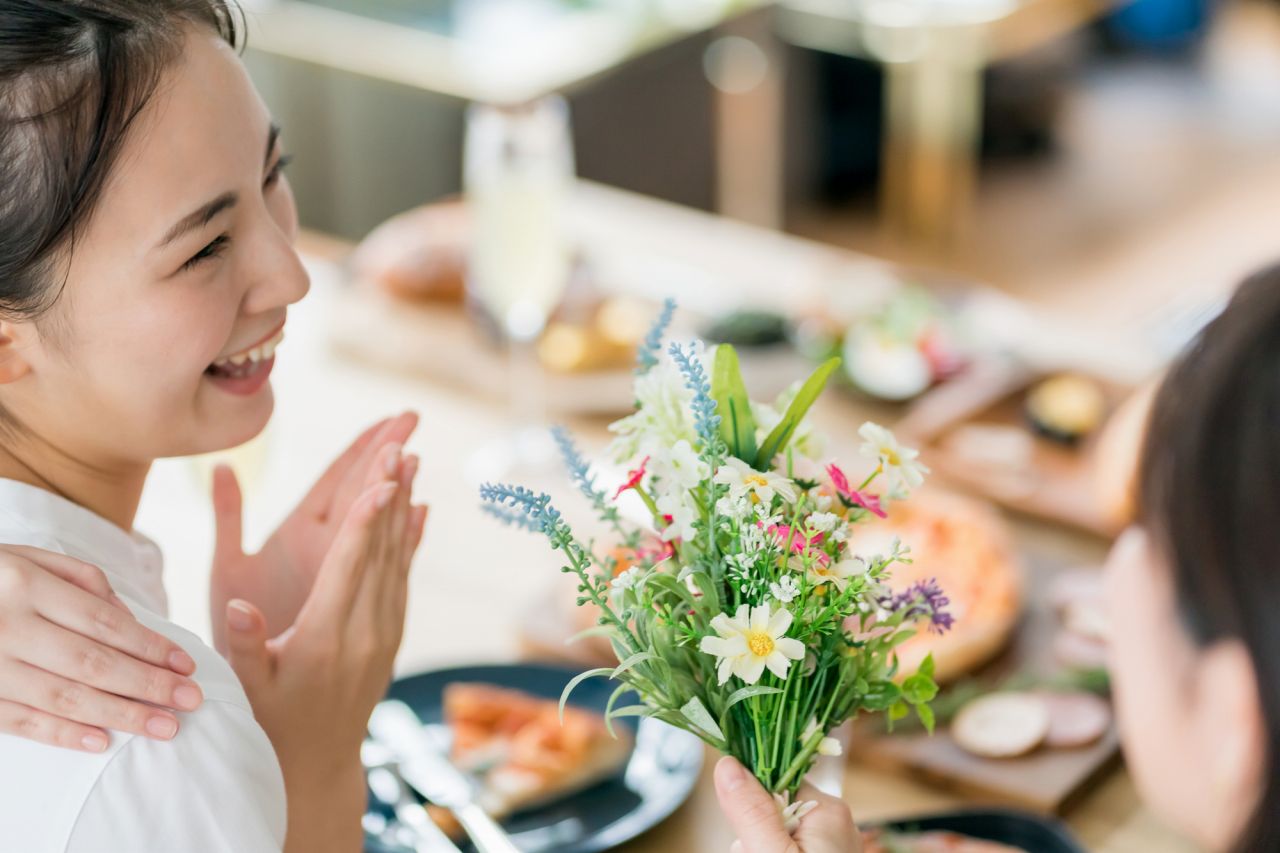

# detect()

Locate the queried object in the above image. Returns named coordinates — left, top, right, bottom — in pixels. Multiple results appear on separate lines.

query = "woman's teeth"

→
left=207, top=328, right=284, bottom=378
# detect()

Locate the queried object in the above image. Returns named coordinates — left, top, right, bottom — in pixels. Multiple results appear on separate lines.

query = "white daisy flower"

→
left=699, top=603, right=806, bottom=685
left=713, top=457, right=798, bottom=506
left=806, top=556, right=867, bottom=592
left=858, top=421, right=929, bottom=496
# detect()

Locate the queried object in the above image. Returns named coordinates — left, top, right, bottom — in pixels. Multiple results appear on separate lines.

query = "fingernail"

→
left=227, top=601, right=254, bottom=632
left=81, top=733, right=108, bottom=752
left=173, top=684, right=203, bottom=711
left=717, top=756, right=747, bottom=791
left=168, top=649, right=195, bottom=673
left=384, top=444, right=402, bottom=477
left=375, top=481, right=397, bottom=509
left=146, top=715, right=177, bottom=739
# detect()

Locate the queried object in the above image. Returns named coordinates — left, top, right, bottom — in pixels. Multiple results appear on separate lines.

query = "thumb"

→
left=211, top=464, right=245, bottom=564
left=714, top=757, right=799, bottom=853
left=224, top=599, right=271, bottom=693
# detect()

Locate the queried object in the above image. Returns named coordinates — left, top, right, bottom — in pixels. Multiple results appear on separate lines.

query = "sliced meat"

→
left=1036, top=690, right=1112, bottom=749
left=951, top=692, right=1050, bottom=759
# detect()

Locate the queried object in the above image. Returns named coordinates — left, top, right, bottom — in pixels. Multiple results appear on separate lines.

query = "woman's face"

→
left=0, top=26, right=309, bottom=466
left=1105, top=526, right=1262, bottom=851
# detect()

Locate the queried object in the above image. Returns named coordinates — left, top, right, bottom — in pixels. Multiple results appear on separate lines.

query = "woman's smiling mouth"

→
left=205, top=325, right=284, bottom=395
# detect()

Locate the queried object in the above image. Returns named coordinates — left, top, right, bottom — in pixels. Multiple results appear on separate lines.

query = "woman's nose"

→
left=242, top=218, right=311, bottom=315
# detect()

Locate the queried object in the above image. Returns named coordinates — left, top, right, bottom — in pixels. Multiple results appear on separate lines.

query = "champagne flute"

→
left=464, top=95, right=575, bottom=483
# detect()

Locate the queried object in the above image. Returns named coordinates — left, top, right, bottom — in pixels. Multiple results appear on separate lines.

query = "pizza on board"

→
left=426, top=683, right=633, bottom=837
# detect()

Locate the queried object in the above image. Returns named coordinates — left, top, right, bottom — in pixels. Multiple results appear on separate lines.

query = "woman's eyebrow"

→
left=154, top=123, right=280, bottom=252
left=156, top=191, right=238, bottom=250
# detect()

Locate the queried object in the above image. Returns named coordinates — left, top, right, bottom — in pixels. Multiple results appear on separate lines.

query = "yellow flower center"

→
left=747, top=630, right=775, bottom=658
left=745, top=474, right=769, bottom=488
left=884, top=448, right=900, bottom=466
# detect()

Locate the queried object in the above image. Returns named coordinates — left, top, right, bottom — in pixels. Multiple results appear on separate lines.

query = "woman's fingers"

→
left=1, top=659, right=181, bottom=743
left=0, top=699, right=113, bottom=754
left=224, top=599, right=272, bottom=696
left=296, top=476, right=396, bottom=630
left=792, top=784, right=861, bottom=853
left=5, top=546, right=126, bottom=613
left=324, top=413, right=418, bottom=523
left=210, top=463, right=245, bottom=564
left=29, top=567, right=196, bottom=676
left=20, top=618, right=202, bottom=714
left=714, top=757, right=802, bottom=853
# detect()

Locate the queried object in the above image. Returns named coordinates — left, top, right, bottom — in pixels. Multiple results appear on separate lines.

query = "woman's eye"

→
left=265, top=153, right=293, bottom=189
left=180, top=234, right=230, bottom=272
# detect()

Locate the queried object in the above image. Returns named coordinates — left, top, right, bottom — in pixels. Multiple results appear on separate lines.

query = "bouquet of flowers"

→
left=480, top=300, right=951, bottom=817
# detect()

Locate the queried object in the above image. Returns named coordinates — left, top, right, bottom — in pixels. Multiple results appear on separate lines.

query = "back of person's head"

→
left=1139, top=268, right=1280, bottom=851
left=0, top=1, right=240, bottom=321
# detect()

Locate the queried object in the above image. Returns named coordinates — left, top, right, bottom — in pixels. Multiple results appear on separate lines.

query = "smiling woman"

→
left=0, top=3, right=428, bottom=853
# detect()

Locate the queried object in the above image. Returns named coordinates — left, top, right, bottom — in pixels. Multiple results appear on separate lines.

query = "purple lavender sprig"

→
left=882, top=578, right=954, bottom=634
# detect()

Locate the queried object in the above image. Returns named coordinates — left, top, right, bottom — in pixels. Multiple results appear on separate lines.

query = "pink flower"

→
left=825, top=463, right=887, bottom=519
left=765, top=523, right=824, bottom=555
left=614, top=456, right=650, bottom=500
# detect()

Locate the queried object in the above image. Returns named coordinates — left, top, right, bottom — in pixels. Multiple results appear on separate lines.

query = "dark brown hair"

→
left=1139, top=267, right=1280, bottom=851
left=0, top=1, right=241, bottom=319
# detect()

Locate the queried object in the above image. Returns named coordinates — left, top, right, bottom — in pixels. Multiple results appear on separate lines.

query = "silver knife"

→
left=368, top=700, right=523, bottom=853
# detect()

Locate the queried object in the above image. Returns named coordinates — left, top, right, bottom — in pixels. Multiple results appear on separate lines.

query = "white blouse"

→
left=0, top=479, right=287, bottom=852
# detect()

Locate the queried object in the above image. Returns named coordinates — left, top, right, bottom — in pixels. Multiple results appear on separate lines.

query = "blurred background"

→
left=242, top=0, right=1280, bottom=300
left=149, top=1, right=1280, bottom=849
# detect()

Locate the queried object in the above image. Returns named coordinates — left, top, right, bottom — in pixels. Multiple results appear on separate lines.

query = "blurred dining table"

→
left=137, top=181, right=1200, bottom=852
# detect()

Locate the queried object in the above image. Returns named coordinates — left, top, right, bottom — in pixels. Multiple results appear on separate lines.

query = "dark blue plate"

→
left=870, top=808, right=1087, bottom=852
left=364, top=662, right=702, bottom=853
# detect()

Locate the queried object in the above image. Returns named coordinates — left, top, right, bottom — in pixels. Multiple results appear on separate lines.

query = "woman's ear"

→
left=1196, top=639, right=1265, bottom=849
left=0, top=322, right=34, bottom=384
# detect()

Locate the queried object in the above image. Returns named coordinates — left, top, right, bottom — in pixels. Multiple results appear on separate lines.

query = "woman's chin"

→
left=188, top=385, right=274, bottom=456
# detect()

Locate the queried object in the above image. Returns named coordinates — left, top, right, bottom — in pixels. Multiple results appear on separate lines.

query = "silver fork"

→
left=363, top=740, right=462, bottom=853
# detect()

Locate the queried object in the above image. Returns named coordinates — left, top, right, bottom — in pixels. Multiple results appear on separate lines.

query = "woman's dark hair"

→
left=1139, top=266, right=1280, bottom=851
left=0, top=0, right=241, bottom=319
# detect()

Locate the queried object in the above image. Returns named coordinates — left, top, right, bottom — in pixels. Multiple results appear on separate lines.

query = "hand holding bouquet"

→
left=481, top=301, right=951, bottom=822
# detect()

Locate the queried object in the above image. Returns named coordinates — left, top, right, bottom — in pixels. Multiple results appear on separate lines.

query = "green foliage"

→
left=711, top=345, right=758, bottom=462
left=755, top=358, right=840, bottom=469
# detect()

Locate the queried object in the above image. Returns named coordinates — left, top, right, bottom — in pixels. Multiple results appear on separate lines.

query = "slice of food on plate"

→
left=426, top=682, right=634, bottom=837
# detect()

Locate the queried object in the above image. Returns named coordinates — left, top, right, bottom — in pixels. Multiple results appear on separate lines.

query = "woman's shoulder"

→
left=0, top=597, right=287, bottom=853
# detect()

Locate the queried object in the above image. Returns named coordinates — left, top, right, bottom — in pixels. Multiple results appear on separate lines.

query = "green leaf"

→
left=712, top=344, right=757, bottom=461
left=603, top=683, right=633, bottom=738
left=607, top=705, right=654, bottom=720
left=861, top=679, right=902, bottom=711
left=886, top=700, right=909, bottom=733
left=643, top=573, right=696, bottom=606
left=754, top=357, right=840, bottom=469
left=722, top=685, right=783, bottom=715
left=612, top=651, right=658, bottom=679
left=680, top=696, right=726, bottom=745
left=915, top=701, right=936, bottom=735
left=919, top=652, right=936, bottom=679
left=559, top=667, right=614, bottom=724
left=902, top=673, right=938, bottom=705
